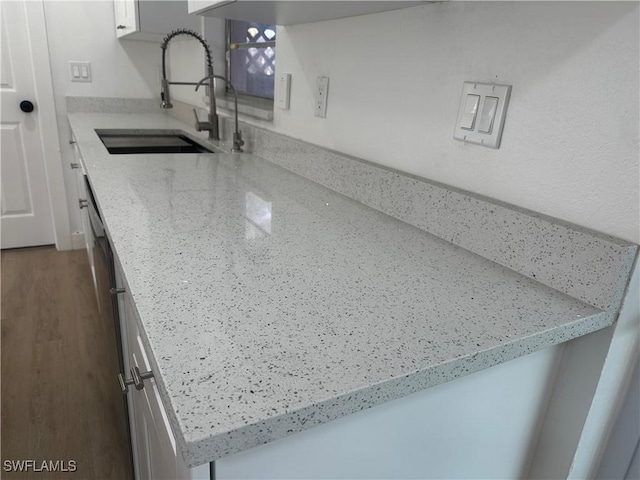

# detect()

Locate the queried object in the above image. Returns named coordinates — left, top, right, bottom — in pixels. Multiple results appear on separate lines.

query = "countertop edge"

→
left=180, top=309, right=609, bottom=466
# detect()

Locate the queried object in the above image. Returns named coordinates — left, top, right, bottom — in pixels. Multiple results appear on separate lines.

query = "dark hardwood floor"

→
left=2, top=246, right=133, bottom=480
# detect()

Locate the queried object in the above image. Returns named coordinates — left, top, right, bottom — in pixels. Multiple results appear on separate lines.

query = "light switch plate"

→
left=277, top=73, right=291, bottom=110
left=453, top=82, right=511, bottom=149
left=69, top=61, right=92, bottom=83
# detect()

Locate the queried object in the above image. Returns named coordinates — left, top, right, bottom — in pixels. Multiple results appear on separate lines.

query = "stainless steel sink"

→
left=95, top=129, right=215, bottom=155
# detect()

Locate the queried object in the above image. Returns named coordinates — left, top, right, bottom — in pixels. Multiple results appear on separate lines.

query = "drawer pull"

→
left=70, top=162, right=81, bottom=169
left=79, top=199, right=89, bottom=209
left=110, top=287, right=126, bottom=295
left=118, top=366, right=154, bottom=394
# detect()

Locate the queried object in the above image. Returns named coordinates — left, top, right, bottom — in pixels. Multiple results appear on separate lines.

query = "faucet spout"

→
left=196, top=75, right=244, bottom=153
left=160, top=29, right=219, bottom=141
left=160, top=78, right=172, bottom=109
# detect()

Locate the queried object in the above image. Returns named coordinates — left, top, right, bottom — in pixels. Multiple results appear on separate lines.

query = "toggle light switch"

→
left=460, top=94, right=480, bottom=130
left=478, top=96, right=499, bottom=134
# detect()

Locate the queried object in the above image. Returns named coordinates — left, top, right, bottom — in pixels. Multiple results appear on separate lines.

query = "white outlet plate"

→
left=453, top=82, right=511, bottom=149
left=69, top=61, right=92, bottom=83
left=315, top=76, right=329, bottom=118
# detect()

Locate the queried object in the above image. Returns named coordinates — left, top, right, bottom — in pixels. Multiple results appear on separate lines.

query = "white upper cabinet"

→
left=114, top=0, right=137, bottom=38
left=115, top=0, right=201, bottom=40
left=188, top=0, right=428, bottom=25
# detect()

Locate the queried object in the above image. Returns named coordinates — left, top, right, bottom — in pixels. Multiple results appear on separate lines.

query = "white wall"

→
left=44, top=0, right=159, bottom=233
left=45, top=1, right=158, bottom=100
left=270, top=1, right=639, bottom=243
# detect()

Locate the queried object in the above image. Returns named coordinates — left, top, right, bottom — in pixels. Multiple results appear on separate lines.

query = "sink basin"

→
left=96, top=129, right=215, bottom=155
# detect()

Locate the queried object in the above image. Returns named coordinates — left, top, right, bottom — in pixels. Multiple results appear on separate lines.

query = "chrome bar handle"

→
left=79, top=199, right=88, bottom=209
left=110, top=287, right=126, bottom=295
left=230, top=40, right=276, bottom=50
left=118, top=373, right=129, bottom=393
left=131, top=366, right=142, bottom=389
left=193, top=108, right=215, bottom=136
left=118, top=366, right=154, bottom=394
left=70, top=162, right=81, bottom=169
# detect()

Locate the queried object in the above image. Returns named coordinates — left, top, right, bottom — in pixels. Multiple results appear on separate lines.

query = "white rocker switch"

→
left=453, top=82, right=511, bottom=149
left=478, top=96, right=499, bottom=134
left=460, top=94, right=480, bottom=130
left=69, top=61, right=92, bottom=83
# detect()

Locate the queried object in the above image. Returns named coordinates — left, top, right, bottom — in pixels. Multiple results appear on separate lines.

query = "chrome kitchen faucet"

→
left=195, top=75, right=244, bottom=153
left=160, top=29, right=219, bottom=141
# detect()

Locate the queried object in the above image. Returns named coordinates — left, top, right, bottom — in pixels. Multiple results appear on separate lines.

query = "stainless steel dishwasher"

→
left=85, top=175, right=134, bottom=473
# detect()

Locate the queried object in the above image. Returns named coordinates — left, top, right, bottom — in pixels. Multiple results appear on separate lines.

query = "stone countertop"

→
left=69, top=112, right=609, bottom=467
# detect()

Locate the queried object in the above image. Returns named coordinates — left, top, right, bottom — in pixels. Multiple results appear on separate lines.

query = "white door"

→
left=1, top=0, right=55, bottom=249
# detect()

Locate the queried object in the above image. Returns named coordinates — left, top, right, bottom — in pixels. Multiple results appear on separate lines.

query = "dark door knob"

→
left=20, top=100, right=34, bottom=113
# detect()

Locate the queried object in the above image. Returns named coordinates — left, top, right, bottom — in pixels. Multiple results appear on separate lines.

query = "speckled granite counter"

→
left=68, top=111, right=636, bottom=467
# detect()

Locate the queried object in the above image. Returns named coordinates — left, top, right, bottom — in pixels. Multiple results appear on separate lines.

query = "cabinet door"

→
left=114, top=0, right=138, bottom=38
left=124, top=294, right=179, bottom=480
left=72, top=146, right=98, bottom=303
left=117, top=0, right=200, bottom=40
left=122, top=292, right=210, bottom=479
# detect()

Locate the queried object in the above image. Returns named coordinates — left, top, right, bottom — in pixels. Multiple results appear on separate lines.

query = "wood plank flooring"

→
left=2, top=246, right=133, bottom=480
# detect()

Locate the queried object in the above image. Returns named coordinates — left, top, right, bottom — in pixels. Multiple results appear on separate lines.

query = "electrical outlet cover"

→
left=315, top=76, right=329, bottom=118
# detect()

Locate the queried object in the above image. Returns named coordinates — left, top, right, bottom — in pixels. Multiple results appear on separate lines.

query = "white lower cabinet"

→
left=117, top=273, right=209, bottom=480
left=71, top=138, right=98, bottom=301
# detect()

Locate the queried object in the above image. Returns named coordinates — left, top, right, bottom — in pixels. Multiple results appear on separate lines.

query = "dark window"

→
left=227, top=20, right=276, bottom=99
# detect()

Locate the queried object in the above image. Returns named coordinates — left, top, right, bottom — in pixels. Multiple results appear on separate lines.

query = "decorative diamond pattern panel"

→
left=228, top=20, right=276, bottom=98
left=244, top=23, right=275, bottom=78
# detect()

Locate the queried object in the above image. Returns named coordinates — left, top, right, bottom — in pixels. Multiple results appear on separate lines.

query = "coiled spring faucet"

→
left=160, top=29, right=219, bottom=141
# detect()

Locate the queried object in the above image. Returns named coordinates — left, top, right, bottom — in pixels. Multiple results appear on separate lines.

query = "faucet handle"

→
left=232, top=131, right=244, bottom=153
left=193, top=108, right=214, bottom=136
left=193, top=108, right=206, bottom=132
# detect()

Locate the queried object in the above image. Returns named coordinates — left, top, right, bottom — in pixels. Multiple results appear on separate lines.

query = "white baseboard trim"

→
left=71, top=231, right=85, bottom=250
